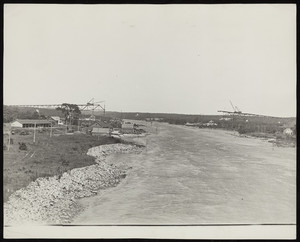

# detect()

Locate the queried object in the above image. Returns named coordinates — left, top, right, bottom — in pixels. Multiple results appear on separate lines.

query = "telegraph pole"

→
left=104, top=103, right=106, bottom=117
left=66, top=118, right=68, bottom=134
left=33, top=122, right=36, bottom=143
left=7, top=129, right=11, bottom=151
left=50, top=123, right=53, bottom=137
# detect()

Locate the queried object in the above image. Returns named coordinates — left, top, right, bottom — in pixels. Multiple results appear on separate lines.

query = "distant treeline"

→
left=3, top=106, right=63, bottom=123
left=216, top=116, right=296, bottom=136
left=105, top=110, right=296, bottom=136
left=3, top=106, right=296, bottom=137
left=105, top=111, right=219, bottom=123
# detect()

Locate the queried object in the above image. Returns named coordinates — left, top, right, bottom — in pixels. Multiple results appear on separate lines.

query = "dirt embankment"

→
left=4, top=143, right=143, bottom=225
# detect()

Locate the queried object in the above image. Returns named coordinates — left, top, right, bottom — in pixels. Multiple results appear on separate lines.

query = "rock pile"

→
left=87, top=143, right=143, bottom=162
left=4, top=143, right=143, bottom=225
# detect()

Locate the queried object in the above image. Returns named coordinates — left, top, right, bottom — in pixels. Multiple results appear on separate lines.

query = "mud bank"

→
left=4, top=143, right=143, bottom=225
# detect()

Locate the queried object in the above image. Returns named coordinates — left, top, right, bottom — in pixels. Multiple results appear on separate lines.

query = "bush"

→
left=238, top=125, right=254, bottom=134
left=276, top=133, right=285, bottom=140
left=266, top=125, right=279, bottom=134
left=60, top=156, right=70, bottom=166
left=20, top=130, right=29, bottom=135
left=18, top=142, right=27, bottom=150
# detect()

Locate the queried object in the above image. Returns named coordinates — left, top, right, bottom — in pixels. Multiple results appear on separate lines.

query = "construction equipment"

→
left=8, top=98, right=106, bottom=115
left=229, top=100, right=242, bottom=114
left=218, top=101, right=273, bottom=117
left=80, top=98, right=106, bottom=116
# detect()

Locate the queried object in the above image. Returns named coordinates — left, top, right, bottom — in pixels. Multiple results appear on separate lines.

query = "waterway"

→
left=72, top=122, right=296, bottom=225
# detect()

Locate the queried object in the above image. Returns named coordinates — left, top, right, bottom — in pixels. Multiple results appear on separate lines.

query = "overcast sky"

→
left=4, top=4, right=296, bottom=117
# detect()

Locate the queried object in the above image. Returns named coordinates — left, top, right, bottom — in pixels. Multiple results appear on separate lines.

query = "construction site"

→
left=4, top=99, right=146, bottom=139
left=3, top=99, right=296, bottom=228
left=3, top=99, right=296, bottom=201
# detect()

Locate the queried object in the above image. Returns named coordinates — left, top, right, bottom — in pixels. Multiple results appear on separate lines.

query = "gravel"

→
left=4, top=143, right=143, bottom=225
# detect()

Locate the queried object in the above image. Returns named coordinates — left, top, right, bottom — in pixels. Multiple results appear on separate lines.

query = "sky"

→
left=4, top=4, right=296, bottom=117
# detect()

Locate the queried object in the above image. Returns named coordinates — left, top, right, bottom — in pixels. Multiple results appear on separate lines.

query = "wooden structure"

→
left=11, top=119, right=52, bottom=128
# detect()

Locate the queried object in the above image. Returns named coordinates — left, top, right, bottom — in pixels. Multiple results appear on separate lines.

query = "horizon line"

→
left=4, top=104, right=295, bottom=119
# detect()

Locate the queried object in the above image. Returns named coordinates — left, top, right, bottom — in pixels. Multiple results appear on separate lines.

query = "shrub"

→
left=60, top=155, right=70, bottom=166
left=57, top=166, right=66, bottom=179
left=266, top=125, right=279, bottom=134
left=237, top=126, right=250, bottom=134
left=20, top=130, right=29, bottom=135
left=18, top=142, right=27, bottom=150
left=276, top=133, right=285, bottom=140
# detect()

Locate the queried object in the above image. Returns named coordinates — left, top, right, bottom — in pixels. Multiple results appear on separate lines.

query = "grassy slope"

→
left=3, top=133, right=120, bottom=202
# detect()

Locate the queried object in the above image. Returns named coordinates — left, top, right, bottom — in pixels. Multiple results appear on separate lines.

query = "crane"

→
left=80, top=98, right=105, bottom=116
left=7, top=98, right=106, bottom=116
left=218, top=100, right=272, bottom=117
left=229, top=100, right=241, bottom=114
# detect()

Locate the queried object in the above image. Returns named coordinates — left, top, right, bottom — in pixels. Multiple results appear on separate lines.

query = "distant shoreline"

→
left=162, top=122, right=296, bottom=148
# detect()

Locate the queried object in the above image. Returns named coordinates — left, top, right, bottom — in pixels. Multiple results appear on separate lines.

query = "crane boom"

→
left=229, top=100, right=237, bottom=112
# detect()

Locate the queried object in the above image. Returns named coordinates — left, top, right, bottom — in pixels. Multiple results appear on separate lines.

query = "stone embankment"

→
left=4, top=143, right=143, bottom=225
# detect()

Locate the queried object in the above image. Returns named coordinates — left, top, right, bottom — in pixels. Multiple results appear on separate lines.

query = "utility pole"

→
left=7, top=129, right=11, bottom=151
left=50, top=123, right=53, bottom=137
left=33, top=122, right=36, bottom=143
left=104, top=103, right=106, bottom=117
left=66, top=118, right=68, bottom=134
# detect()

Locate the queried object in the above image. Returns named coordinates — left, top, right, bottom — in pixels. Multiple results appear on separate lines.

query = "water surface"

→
left=73, top=122, right=296, bottom=224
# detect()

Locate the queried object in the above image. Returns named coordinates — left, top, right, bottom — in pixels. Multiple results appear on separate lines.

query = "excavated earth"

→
left=4, top=143, right=143, bottom=225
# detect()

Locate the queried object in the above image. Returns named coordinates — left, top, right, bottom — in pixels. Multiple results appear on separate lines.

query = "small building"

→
left=283, top=128, right=293, bottom=136
left=121, top=123, right=135, bottom=134
left=50, top=116, right=64, bottom=125
left=85, top=115, right=96, bottom=121
left=11, top=119, right=52, bottom=128
left=80, top=115, right=96, bottom=122
left=219, top=117, right=232, bottom=121
left=204, top=120, right=217, bottom=127
left=89, top=120, right=112, bottom=129
left=145, top=117, right=163, bottom=122
left=89, top=120, right=112, bottom=136
left=122, top=123, right=134, bottom=130
left=91, top=127, right=111, bottom=136
left=89, top=115, right=96, bottom=121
